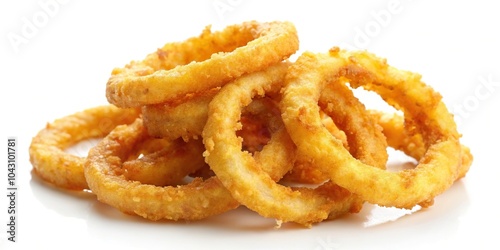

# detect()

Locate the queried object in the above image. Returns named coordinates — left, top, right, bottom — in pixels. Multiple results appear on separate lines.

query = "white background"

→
left=1, top=0, right=499, bottom=249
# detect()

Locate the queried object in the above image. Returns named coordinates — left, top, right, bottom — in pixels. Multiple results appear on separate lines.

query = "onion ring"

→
left=202, top=61, right=388, bottom=226
left=370, top=110, right=473, bottom=180
left=142, top=89, right=218, bottom=140
left=186, top=97, right=280, bottom=180
left=29, top=105, right=139, bottom=190
left=286, top=110, right=473, bottom=187
left=122, top=138, right=207, bottom=186
left=280, top=48, right=466, bottom=209
left=106, top=21, right=299, bottom=107
left=84, top=114, right=293, bottom=221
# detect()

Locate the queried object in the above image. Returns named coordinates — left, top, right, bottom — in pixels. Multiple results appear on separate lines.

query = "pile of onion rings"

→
left=29, top=20, right=472, bottom=227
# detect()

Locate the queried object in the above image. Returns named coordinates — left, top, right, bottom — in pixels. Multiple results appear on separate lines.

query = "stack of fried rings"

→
left=29, top=20, right=472, bottom=227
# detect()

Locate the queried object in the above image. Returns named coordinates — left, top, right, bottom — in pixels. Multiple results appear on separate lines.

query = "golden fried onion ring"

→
left=122, top=138, right=207, bottom=186
left=106, top=21, right=299, bottom=107
left=29, top=105, right=139, bottom=190
left=142, top=89, right=218, bottom=140
left=280, top=48, right=467, bottom=209
left=371, top=110, right=472, bottom=180
left=286, top=110, right=473, bottom=187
